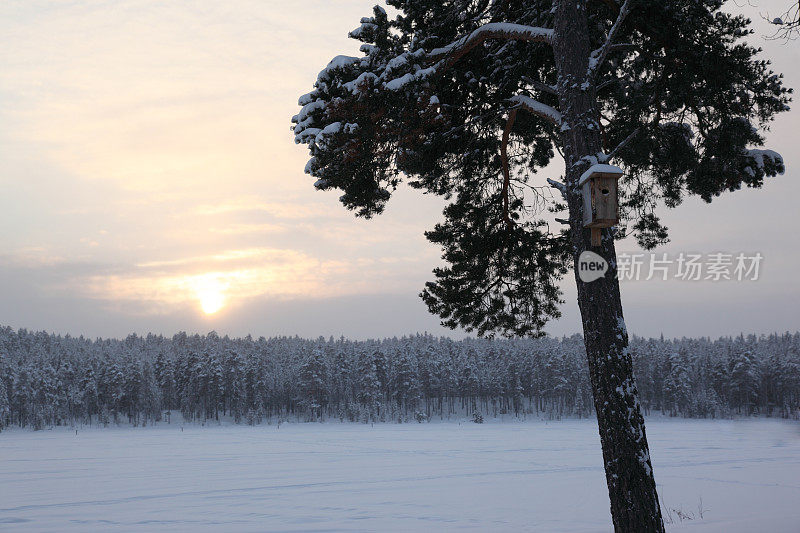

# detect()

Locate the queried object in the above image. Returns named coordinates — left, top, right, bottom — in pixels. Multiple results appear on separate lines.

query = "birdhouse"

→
left=579, top=164, right=623, bottom=246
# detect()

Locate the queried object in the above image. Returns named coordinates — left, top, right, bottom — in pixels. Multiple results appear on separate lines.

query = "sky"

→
left=1, top=0, right=798, bottom=341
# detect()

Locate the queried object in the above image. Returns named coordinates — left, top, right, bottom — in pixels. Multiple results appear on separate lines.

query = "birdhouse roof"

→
left=578, top=164, right=623, bottom=186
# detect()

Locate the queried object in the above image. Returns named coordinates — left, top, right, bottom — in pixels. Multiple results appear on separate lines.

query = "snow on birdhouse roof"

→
left=578, top=164, right=623, bottom=186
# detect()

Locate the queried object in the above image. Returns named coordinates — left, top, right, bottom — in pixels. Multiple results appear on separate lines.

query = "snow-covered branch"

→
left=429, top=23, right=553, bottom=64
left=382, top=24, right=552, bottom=92
left=547, top=178, right=567, bottom=199
left=745, top=148, right=785, bottom=175
left=588, top=0, right=634, bottom=79
left=509, top=95, right=562, bottom=126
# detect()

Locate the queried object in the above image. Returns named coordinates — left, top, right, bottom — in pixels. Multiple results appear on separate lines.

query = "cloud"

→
left=208, top=223, right=286, bottom=235
left=0, top=247, right=67, bottom=268
left=192, top=198, right=334, bottom=219
left=81, top=247, right=333, bottom=313
left=9, top=244, right=433, bottom=317
left=134, top=247, right=294, bottom=269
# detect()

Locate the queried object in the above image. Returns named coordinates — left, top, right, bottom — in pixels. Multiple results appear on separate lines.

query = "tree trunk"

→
left=552, top=2, right=664, bottom=531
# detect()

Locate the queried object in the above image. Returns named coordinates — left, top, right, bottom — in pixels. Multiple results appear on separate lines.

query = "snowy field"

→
left=1, top=418, right=799, bottom=532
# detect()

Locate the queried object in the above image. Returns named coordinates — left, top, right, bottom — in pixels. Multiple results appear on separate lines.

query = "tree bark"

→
left=551, top=1, right=665, bottom=531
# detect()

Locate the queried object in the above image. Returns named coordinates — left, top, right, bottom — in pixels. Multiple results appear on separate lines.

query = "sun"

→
left=199, top=289, right=224, bottom=315
left=193, top=276, right=227, bottom=315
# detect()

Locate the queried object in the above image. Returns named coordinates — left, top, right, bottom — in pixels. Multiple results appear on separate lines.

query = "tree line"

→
left=0, top=326, right=798, bottom=430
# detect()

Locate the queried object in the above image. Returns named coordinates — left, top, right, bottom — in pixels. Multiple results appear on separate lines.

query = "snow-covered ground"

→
left=1, top=418, right=798, bottom=532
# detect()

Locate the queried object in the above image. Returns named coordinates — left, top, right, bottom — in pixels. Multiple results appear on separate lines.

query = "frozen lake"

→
left=1, top=418, right=799, bottom=532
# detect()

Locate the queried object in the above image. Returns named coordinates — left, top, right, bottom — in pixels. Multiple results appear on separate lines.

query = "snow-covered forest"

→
left=1, top=326, right=798, bottom=430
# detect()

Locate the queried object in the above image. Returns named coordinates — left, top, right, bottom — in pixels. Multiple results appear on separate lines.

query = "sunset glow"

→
left=0, top=1, right=447, bottom=333
left=0, top=0, right=797, bottom=340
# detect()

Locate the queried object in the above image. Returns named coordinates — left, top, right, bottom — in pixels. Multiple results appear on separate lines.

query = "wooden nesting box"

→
left=579, top=164, right=623, bottom=246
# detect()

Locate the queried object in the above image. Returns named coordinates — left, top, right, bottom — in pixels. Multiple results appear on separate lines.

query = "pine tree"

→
left=12, top=364, right=32, bottom=427
left=356, top=349, right=382, bottom=421
left=0, top=369, right=9, bottom=430
left=298, top=348, right=328, bottom=420
left=291, top=1, right=790, bottom=529
left=224, top=349, right=247, bottom=423
left=392, top=350, right=420, bottom=415
left=729, top=350, right=760, bottom=414
left=153, top=352, right=174, bottom=412
left=663, top=352, right=691, bottom=417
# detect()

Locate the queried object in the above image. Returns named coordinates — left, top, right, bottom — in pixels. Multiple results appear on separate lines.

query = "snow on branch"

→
left=588, top=0, right=633, bottom=79
left=746, top=149, right=784, bottom=174
left=429, top=23, right=553, bottom=62
left=383, top=23, right=553, bottom=91
left=547, top=178, right=567, bottom=197
left=509, top=95, right=562, bottom=126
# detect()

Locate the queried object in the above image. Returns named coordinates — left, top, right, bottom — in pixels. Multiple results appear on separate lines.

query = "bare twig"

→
left=762, top=2, right=800, bottom=41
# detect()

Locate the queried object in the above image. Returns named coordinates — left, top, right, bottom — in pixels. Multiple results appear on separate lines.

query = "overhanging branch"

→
left=429, top=23, right=554, bottom=64
left=601, top=127, right=640, bottom=162
left=589, top=0, right=634, bottom=79
left=384, top=23, right=554, bottom=91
